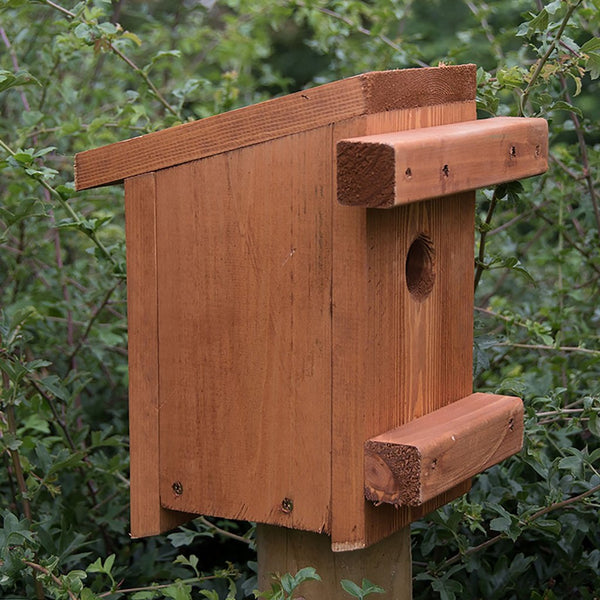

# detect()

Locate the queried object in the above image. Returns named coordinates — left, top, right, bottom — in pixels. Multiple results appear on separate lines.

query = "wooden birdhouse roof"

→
left=74, top=65, right=476, bottom=190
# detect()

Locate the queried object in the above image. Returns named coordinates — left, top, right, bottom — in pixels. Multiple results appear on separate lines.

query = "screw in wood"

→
left=281, top=497, right=294, bottom=513
left=172, top=481, right=184, bottom=496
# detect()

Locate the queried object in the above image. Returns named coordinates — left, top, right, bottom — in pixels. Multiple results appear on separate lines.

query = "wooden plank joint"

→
left=364, top=393, right=524, bottom=507
left=337, top=116, right=548, bottom=208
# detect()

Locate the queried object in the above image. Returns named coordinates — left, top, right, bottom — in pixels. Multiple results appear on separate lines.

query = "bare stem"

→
left=557, top=73, right=600, bottom=235
left=198, top=516, right=253, bottom=546
left=294, top=0, right=429, bottom=67
left=65, top=282, right=122, bottom=368
left=98, top=572, right=237, bottom=598
left=430, top=482, right=600, bottom=574
left=41, top=0, right=180, bottom=118
left=496, top=342, right=600, bottom=356
left=24, top=561, right=77, bottom=600
left=474, top=190, right=499, bottom=292
left=0, top=136, right=122, bottom=274
left=520, top=0, right=583, bottom=115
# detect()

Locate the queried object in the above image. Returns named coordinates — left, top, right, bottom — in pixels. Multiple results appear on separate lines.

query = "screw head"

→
left=281, top=497, right=294, bottom=513
left=172, top=481, right=183, bottom=496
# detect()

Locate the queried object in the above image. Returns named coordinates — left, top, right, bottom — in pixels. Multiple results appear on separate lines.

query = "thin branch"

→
left=464, top=1, right=504, bottom=60
left=496, top=342, right=600, bottom=356
left=294, top=0, right=429, bottom=67
left=41, top=0, right=180, bottom=118
left=557, top=73, right=600, bottom=235
left=23, top=561, right=77, bottom=600
left=520, top=0, right=583, bottom=115
left=430, top=483, right=600, bottom=574
left=65, top=281, right=122, bottom=367
left=0, top=27, right=31, bottom=111
left=0, top=136, right=122, bottom=274
left=197, top=516, right=253, bottom=546
left=98, top=572, right=236, bottom=598
left=474, top=189, right=499, bottom=291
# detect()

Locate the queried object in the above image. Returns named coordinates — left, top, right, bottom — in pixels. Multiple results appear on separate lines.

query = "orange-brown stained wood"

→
left=78, top=64, right=503, bottom=551
left=337, top=117, right=548, bottom=207
left=124, top=174, right=193, bottom=536
left=155, top=126, right=333, bottom=533
left=331, top=104, right=477, bottom=551
left=364, top=393, right=524, bottom=506
left=74, top=65, right=476, bottom=190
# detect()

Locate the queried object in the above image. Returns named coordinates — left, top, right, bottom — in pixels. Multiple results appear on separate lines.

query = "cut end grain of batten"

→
left=364, top=393, right=524, bottom=507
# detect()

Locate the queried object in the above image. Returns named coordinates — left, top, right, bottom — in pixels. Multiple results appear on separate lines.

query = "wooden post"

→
left=256, top=525, right=412, bottom=600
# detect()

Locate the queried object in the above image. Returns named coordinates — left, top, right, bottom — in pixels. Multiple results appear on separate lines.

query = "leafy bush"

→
left=0, top=1, right=599, bottom=598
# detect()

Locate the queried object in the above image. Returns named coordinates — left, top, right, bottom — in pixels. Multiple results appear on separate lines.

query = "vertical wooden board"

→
left=155, top=127, right=333, bottom=533
left=256, top=524, right=411, bottom=600
left=331, top=102, right=476, bottom=550
left=124, top=173, right=193, bottom=537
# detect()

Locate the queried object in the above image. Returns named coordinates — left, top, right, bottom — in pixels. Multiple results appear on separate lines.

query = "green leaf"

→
left=340, top=579, right=363, bottom=598
left=0, top=69, right=39, bottom=93
left=581, top=37, right=600, bottom=53
left=587, top=52, right=600, bottom=80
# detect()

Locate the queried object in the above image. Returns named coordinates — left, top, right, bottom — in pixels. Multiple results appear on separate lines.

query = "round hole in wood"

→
left=406, top=234, right=435, bottom=301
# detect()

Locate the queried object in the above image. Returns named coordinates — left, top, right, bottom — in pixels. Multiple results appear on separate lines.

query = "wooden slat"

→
left=124, top=173, right=193, bottom=537
left=364, top=393, right=524, bottom=506
left=332, top=103, right=477, bottom=551
left=337, top=117, right=548, bottom=208
left=74, top=65, right=476, bottom=190
left=155, top=125, right=333, bottom=533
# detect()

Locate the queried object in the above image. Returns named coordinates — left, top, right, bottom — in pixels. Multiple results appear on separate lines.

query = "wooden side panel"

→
left=256, top=524, right=411, bottom=600
left=155, top=127, right=333, bottom=533
left=365, top=393, right=524, bottom=506
left=124, top=173, right=193, bottom=537
left=332, top=101, right=476, bottom=550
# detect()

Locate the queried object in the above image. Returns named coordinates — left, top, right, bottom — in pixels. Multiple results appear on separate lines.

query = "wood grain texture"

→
left=155, top=127, right=333, bottom=533
left=114, top=66, right=487, bottom=549
left=124, top=174, right=193, bottom=537
left=364, top=393, right=524, bottom=506
left=337, top=117, right=549, bottom=207
left=332, top=102, right=477, bottom=550
left=256, top=524, right=411, bottom=600
left=74, top=65, right=476, bottom=190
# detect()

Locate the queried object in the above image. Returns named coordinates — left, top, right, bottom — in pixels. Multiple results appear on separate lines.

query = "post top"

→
left=74, top=64, right=476, bottom=190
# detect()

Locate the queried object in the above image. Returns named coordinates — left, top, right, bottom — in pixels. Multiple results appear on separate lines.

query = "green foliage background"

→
left=1, top=0, right=599, bottom=598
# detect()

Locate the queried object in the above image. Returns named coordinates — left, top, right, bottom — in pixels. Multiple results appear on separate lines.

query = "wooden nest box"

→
left=75, top=65, right=547, bottom=551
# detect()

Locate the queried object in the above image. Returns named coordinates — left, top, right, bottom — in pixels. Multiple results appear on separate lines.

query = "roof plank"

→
left=75, top=65, right=476, bottom=190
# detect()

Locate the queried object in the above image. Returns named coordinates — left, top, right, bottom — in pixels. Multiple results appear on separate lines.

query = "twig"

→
left=557, top=73, right=600, bottom=235
left=41, top=0, right=180, bottom=118
left=430, top=483, right=600, bottom=574
left=0, top=27, right=31, bottom=111
left=65, top=282, right=122, bottom=367
left=198, top=516, right=253, bottom=546
left=464, top=1, right=504, bottom=60
left=0, top=136, right=122, bottom=274
left=495, top=342, right=599, bottom=356
left=520, top=0, right=583, bottom=115
left=474, top=189, right=499, bottom=291
left=23, top=561, right=77, bottom=600
left=293, top=0, right=429, bottom=67
left=487, top=198, right=552, bottom=236
left=98, top=572, right=236, bottom=598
